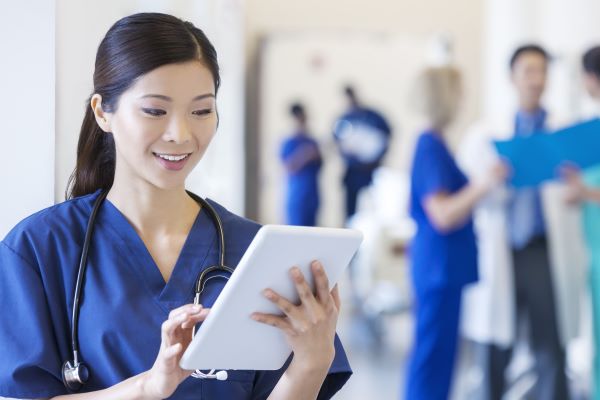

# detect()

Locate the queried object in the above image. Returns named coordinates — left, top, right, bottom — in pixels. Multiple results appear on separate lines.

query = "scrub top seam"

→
left=0, top=241, right=38, bottom=272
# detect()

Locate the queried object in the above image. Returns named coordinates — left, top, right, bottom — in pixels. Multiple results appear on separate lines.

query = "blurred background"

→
left=2, top=0, right=600, bottom=398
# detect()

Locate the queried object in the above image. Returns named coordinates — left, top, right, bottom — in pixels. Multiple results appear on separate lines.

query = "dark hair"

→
left=509, top=44, right=550, bottom=70
left=583, top=46, right=600, bottom=79
left=343, top=85, right=356, bottom=100
left=289, top=102, right=305, bottom=119
left=66, top=13, right=220, bottom=199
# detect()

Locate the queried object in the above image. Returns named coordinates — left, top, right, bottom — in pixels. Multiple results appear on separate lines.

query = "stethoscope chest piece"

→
left=62, top=359, right=89, bottom=392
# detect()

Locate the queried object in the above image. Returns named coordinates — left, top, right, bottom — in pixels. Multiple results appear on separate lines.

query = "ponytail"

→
left=65, top=103, right=115, bottom=199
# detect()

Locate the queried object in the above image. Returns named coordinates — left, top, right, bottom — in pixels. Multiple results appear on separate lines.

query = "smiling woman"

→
left=88, top=61, right=218, bottom=190
left=0, top=12, right=351, bottom=400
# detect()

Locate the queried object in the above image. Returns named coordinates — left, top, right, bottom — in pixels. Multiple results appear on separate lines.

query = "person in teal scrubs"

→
left=0, top=13, right=351, bottom=399
left=562, top=45, right=600, bottom=400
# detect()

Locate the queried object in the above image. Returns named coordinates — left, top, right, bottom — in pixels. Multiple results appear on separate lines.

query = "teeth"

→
left=155, top=153, right=189, bottom=162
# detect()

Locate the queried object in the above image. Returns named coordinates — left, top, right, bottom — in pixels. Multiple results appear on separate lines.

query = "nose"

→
left=164, top=114, right=192, bottom=144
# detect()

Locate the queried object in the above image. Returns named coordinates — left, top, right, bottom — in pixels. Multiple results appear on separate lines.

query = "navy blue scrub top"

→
left=409, top=131, right=478, bottom=293
left=280, top=134, right=322, bottom=214
left=0, top=190, right=351, bottom=399
left=333, top=107, right=392, bottom=169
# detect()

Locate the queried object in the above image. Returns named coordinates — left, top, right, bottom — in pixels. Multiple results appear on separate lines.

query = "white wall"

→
left=0, top=0, right=55, bottom=238
left=55, top=0, right=246, bottom=213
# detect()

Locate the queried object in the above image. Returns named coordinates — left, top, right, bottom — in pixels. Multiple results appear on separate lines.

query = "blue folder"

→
left=494, top=118, right=600, bottom=187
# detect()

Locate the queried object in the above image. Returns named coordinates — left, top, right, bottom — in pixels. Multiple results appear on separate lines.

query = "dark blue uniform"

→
left=333, top=107, right=391, bottom=219
left=406, top=131, right=478, bottom=399
left=0, top=190, right=351, bottom=399
left=280, top=134, right=322, bottom=226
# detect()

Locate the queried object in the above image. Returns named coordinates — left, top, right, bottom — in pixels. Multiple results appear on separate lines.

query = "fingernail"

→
left=263, top=289, right=273, bottom=299
left=290, top=267, right=301, bottom=277
left=192, top=304, right=202, bottom=311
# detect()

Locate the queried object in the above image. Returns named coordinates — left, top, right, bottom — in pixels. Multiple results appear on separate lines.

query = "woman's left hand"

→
left=251, top=261, right=340, bottom=370
left=560, top=164, right=587, bottom=204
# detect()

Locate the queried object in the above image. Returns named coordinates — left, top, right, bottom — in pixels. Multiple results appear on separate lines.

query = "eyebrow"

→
left=139, top=93, right=215, bottom=101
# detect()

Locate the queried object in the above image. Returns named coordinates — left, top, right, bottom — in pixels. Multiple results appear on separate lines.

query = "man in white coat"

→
left=458, top=44, right=587, bottom=400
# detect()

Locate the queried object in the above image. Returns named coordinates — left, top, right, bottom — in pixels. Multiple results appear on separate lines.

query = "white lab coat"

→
left=457, top=115, right=588, bottom=348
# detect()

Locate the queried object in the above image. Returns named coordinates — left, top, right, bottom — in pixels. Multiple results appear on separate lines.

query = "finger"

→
left=290, top=267, right=319, bottom=310
left=263, top=289, right=299, bottom=319
left=251, top=313, right=295, bottom=336
left=169, top=304, right=203, bottom=319
left=331, top=284, right=341, bottom=312
left=312, top=261, right=331, bottom=305
left=181, top=309, right=210, bottom=329
left=161, top=312, right=190, bottom=343
left=162, top=342, right=183, bottom=360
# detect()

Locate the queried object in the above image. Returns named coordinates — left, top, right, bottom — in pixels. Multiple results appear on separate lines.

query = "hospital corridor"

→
left=2, top=0, right=600, bottom=399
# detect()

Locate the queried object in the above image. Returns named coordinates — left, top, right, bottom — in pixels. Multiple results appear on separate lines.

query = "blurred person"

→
left=405, top=66, right=507, bottom=400
left=459, top=44, right=587, bottom=400
left=333, top=85, right=392, bottom=220
left=280, top=103, right=322, bottom=226
left=562, top=45, right=600, bottom=400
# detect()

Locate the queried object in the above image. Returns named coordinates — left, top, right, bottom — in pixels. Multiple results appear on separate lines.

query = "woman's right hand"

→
left=490, top=160, right=510, bottom=185
left=142, top=304, right=210, bottom=399
left=480, top=160, right=510, bottom=193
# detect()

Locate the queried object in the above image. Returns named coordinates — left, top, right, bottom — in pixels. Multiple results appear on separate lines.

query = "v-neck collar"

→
left=99, top=198, right=218, bottom=311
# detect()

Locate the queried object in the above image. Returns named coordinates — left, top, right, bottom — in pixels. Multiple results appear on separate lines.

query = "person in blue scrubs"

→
left=333, top=86, right=391, bottom=220
left=0, top=13, right=351, bottom=400
left=406, top=66, right=506, bottom=399
left=280, top=103, right=322, bottom=226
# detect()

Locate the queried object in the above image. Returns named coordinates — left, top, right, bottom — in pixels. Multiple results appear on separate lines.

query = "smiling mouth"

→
left=152, top=152, right=192, bottom=161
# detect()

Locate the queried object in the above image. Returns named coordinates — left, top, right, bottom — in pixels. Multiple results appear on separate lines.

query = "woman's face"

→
left=98, top=60, right=217, bottom=191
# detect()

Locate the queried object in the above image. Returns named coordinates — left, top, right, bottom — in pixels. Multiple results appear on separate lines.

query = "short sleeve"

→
left=0, top=241, right=65, bottom=398
left=250, top=334, right=352, bottom=400
left=412, top=135, right=454, bottom=200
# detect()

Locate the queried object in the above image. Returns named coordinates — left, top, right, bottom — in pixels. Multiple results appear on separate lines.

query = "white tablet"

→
left=179, top=224, right=363, bottom=371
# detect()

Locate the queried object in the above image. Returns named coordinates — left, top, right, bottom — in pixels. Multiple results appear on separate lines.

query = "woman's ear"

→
left=90, top=94, right=111, bottom=132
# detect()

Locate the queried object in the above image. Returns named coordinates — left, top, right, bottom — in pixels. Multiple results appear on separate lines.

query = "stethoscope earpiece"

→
left=62, top=360, right=89, bottom=392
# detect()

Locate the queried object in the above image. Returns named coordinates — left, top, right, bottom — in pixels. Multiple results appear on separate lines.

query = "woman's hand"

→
left=251, top=261, right=339, bottom=371
left=560, top=164, right=588, bottom=204
left=142, top=304, right=210, bottom=399
left=480, top=160, right=510, bottom=193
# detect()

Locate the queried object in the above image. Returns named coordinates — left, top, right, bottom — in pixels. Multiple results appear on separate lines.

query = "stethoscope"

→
left=62, top=190, right=233, bottom=391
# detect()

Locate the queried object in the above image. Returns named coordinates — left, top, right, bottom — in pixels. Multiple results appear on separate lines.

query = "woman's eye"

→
left=192, top=109, right=213, bottom=116
left=142, top=108, right=166, bottom=116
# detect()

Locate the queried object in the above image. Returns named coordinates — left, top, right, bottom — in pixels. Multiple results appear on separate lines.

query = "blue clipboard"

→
left=494, top=118, right=600, bottom=187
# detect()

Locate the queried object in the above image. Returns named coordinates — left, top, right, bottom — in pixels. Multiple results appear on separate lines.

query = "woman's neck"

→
left=107, top=172, right=200, bottom=237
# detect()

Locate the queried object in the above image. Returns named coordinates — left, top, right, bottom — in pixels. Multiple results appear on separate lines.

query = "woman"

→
left=406, top=66, right=506, bottom=399
left=563, top=45, right=600, bottom=400
left=0, top=13, right=350, bottom=399
left=280, top=102, right=322, bottom=226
